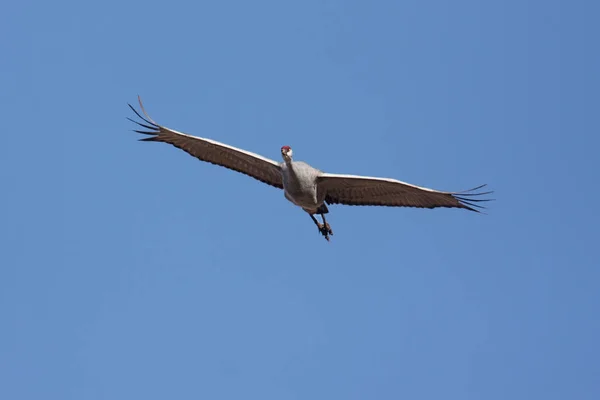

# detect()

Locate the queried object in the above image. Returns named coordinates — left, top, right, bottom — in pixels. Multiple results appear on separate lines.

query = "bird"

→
left=127, top=96, right=492, bottom=241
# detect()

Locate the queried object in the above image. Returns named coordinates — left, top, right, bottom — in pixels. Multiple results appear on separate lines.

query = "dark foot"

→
left=317, top=223, right=333, bottom=241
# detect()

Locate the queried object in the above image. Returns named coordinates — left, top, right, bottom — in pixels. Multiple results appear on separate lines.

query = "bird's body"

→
left=128, top=97, right=492, bottom=241
left=281, top=160, right=325, bottom=213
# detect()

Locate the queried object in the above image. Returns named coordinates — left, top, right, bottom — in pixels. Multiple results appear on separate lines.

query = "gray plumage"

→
left=281, top=160, right=327, bottom=214
left=128, top=97, right=492, bottom=241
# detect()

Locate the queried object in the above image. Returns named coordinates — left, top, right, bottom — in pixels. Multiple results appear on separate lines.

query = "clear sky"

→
left=1, top=0, right=599, bottom=399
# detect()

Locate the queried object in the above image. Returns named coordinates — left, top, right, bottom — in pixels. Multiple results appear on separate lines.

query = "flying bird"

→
left=128, top=97, right=492, bottom=241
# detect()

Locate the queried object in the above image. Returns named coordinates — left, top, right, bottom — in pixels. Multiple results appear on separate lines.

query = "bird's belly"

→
left=284, top=186, right=319, bottom=210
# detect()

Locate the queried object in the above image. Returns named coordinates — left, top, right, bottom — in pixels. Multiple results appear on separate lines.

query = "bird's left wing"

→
left=128, top=97, right=283, bottom=189
left=317, top=173, right=492, bottom=212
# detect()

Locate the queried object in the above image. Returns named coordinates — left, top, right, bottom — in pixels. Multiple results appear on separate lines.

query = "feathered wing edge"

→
left=448, top=184, right=494, bottom=213
left=126, top=95, right=163, bottom=139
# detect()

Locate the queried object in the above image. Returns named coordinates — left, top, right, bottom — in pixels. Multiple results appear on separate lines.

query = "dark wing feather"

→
left=317, top=173, right=493, bottom=212
left=127, top=96, right=283, bottom=189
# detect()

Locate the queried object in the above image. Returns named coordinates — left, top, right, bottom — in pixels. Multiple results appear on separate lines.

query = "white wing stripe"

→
left=319, top=173, right=451, bottom=194
left=163, top=128, right=281, bottom=167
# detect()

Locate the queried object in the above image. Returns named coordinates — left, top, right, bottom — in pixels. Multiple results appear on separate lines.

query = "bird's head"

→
left=281, top=145, right=293, bottom=160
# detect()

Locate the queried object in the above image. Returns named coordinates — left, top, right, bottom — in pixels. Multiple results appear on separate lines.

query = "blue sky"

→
left=1, top=0, right=599, bottom=399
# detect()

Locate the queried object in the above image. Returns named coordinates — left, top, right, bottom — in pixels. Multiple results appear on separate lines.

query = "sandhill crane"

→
left=128, top=97, right=492, bottom=241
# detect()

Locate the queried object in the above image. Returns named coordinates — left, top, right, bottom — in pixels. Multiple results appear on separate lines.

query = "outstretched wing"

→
left=317, top=173, right=492, bottom=212
left=127, top=96, right=284, bottom=189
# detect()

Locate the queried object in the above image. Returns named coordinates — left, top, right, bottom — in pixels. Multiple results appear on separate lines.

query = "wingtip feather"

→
left=452, top=184, right=495, bottom=213
left=137, top=95, right=159, bottom=126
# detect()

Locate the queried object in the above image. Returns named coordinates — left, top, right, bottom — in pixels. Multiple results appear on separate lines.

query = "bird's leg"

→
left=320, top=213, right=333, bottom=236
left=310, top=214, right=331, bottom=241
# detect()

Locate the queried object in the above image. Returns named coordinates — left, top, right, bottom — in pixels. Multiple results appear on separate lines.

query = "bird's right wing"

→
left=128, top=97, right=283, bottom=189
